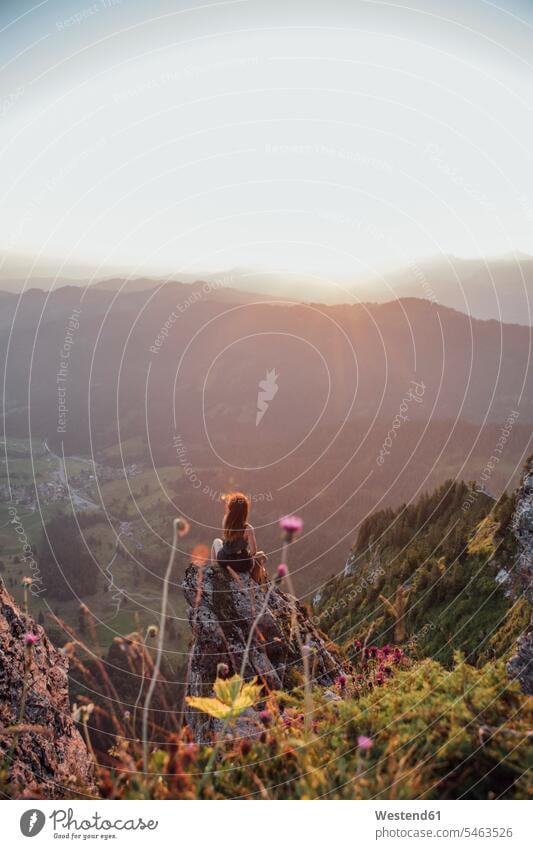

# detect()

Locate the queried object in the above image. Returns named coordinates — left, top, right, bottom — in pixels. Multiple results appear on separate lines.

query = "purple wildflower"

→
left=280, top=515, right=303, bottom=533
left=277, top=563, right=288, bottom=579
left=279, top=515, right=303, bottom=540
left=357, top=735, right=373, bottom=751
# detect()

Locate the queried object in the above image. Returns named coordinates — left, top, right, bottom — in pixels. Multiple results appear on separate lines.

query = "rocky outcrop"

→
left=0, top=580, right=95, bottom=797
left=507, top=459, right=533, bottom=694
left=182, top=564, right=348, bottom=741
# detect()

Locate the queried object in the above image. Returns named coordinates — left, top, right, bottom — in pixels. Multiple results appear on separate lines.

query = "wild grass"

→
left=1, top=504, right=531, bottom=801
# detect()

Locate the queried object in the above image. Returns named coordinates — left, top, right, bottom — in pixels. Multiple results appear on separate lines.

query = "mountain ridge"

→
left=1, top=251, right=533, bottom=324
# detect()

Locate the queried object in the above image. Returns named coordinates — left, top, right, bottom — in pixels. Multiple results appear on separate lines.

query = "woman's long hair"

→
left=223, top=492, right=249, bottom=541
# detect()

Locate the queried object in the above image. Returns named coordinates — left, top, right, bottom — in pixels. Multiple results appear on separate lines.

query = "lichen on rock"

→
left=0, top=579, right=95, bottom=797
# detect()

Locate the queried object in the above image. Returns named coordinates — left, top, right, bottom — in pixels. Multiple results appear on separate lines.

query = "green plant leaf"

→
left=185, top=696, right=234, bottom=720
left=186, top=675, right=263, bottom=720
left=213, top=674, right=245, bottom=706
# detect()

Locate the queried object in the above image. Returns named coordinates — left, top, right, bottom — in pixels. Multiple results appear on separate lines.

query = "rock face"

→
left=0, top=580, right=95, bottom=797
left=182, top=564, right=348, bottom=741
left=507, top=459, right=533, bottom=694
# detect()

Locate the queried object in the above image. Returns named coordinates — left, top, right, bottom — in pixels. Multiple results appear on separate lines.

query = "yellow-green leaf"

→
left=185, top=696, right=234, bottom=719
left=238, top=680, right=263, bottom=707
left=186, top=674, right=263, bottom=720
left=213, top=673, right=245, bottom=706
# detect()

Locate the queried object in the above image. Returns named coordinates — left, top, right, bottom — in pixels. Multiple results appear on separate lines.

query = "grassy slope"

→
left=91, top=656, right=532, bottom=800
left=197, top=659, right=532, bottom=800
left=314, top=480, right=523, bottom=666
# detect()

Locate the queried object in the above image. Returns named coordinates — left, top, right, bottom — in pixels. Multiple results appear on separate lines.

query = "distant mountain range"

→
left=378, top=255, right=533, bottom=326
left=2, top=281, right=532, bottom=457
left=1, top=253, right=533, bottom=324
left=2, top=279, right=532, bottom=590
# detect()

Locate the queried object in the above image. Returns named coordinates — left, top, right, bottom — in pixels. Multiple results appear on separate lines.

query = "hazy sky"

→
left=1, top=0, right=533, bottom=280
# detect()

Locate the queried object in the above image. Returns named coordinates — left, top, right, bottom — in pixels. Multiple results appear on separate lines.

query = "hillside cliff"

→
left=313, top=478, right=527, bottom=667
left=0, top=580, right=94, bottom=797
left=507, top=459, right=533, bottom=693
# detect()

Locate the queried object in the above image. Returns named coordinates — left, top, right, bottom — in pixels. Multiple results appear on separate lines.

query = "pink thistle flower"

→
left=277, top=563, right=288, bottom=579
left=24, top=632, right=39, bottom=647
left=335, top=674, right=347, bottom=688
left=357, top=735, right=373, bottom=751
left=279, top=515, right=303, bottom=540
left=259, top=709, right=271, bottom=726
left=280, top=515, right=303, bottom=533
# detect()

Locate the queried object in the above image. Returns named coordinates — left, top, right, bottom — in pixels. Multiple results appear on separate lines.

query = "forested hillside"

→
left=314, top=480, right=528, bottom=667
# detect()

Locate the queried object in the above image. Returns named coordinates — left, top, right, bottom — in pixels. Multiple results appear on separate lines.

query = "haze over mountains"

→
left=2, top=279, right=532, bottom=449
left=1, top=252, right=533, bottom=325
left=2, top=277, right=531, bottom=591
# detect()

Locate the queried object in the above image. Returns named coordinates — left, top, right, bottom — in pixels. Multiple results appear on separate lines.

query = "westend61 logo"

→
left=19, top=808, right=159, bottom=839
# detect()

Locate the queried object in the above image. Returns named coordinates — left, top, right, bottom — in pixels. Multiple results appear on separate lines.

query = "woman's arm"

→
left=245, top=524, right=258, bottom=556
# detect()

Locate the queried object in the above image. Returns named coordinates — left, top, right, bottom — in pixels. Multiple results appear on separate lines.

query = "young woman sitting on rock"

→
left=211, top=492, right=267, bottom=584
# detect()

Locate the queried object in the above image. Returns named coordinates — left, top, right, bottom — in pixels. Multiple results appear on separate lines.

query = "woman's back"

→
left=211, top=493, right=264, bottom=582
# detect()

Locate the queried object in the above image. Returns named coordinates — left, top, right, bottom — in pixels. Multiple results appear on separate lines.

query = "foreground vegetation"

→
left=1, top=475, right=531, bottom=800
left=38, top=654, right=532, bottom=800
